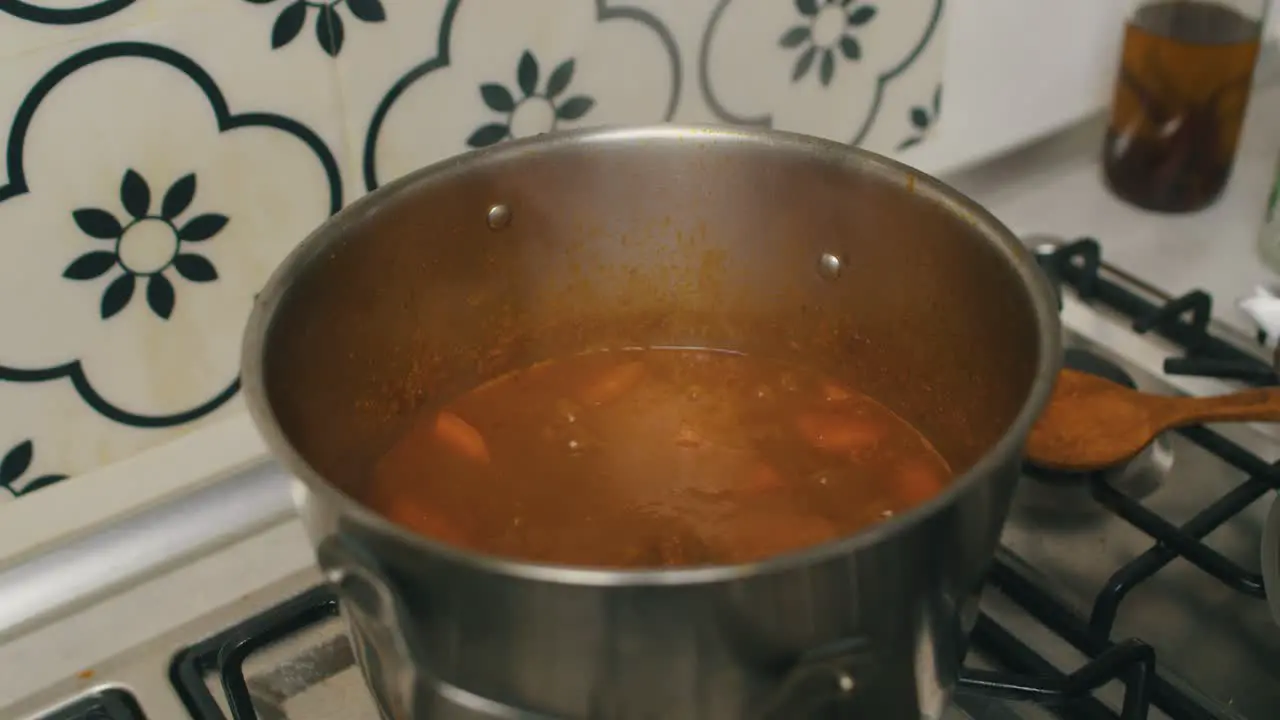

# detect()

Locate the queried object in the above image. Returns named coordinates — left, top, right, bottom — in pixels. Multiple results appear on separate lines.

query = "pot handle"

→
left=317, top=537, right=420, bottom=720
left=756, top=638, right=867, bottom=719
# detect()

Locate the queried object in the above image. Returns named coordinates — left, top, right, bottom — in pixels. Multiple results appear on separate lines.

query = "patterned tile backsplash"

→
left=0, top=0, right=945, bottom=502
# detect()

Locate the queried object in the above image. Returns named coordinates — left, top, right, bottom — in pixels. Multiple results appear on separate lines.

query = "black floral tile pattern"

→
left=243, top=0, right=386, bottom=57
left=0, top=41, right=342, bottom=430
left=898, top=84, right=942, bottom=150
left=467, top=51, right=596, bottom=148
left=780, top=0, right=878, bottom=86
left=64, top=170, right=223, bottom=320
left=359, top=0, right=681, bottom=191
left=699, top=0, right=944, bottom=147
left=0, top=440, right=67, bottom=497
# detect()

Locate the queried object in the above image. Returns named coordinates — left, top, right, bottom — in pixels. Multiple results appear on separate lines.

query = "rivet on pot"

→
left=487, top=204, right=512, bottom=231
left=817, top=253, right=842, bottom=280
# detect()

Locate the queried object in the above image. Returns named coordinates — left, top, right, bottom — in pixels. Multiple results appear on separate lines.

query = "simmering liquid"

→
left=362, top=348, right=952, bottom=568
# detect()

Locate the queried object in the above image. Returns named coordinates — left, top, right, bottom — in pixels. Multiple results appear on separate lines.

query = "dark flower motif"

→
left=242, top=0, right=386, bottom=57
left=467, top=50, right=597, bottom=148
left=0, top=440, right=68, bottom=498
left=897, top=85, right=942, bottom=150
left=780, top=0, right=878, bottom=87
left=64, top=169, right=224, bottom=320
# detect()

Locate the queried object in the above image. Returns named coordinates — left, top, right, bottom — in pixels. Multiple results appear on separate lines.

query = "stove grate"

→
left=1014, top=238, right=1280, bottom=719
left=170, top=585, right=339, bottom=720
left=961, top=614, right=1151, bottom=720
left=1040, top=238, right=1278, bottom=385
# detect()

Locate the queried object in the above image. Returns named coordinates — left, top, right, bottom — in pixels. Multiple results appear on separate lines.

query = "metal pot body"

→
left=243, top=126, right=1061, bottom=719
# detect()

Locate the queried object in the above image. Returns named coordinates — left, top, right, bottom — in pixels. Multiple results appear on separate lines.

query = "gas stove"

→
left=3, top=236, right=1279, bottom=720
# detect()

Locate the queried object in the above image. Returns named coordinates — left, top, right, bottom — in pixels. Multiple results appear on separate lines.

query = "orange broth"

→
left=361, top=348, right=951, bottom=567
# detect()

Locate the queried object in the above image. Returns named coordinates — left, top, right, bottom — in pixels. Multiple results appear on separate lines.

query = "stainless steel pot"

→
left=242, top=125, right=1061, bottom=719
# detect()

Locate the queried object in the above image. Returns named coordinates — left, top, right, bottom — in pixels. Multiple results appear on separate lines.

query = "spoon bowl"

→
left=1026, top=369, right=1280, bottom=472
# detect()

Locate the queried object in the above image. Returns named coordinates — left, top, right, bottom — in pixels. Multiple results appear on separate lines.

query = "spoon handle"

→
left=1157, top=387, right=1280, bottom=427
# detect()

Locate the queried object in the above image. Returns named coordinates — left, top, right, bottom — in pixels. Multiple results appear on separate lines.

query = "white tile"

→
left=335, top=0, right=946, bottom=196
left=695, top=0, right=947, bottom=154
left=0, top=5, right=347, bottom=484
left=858, top=29, right=945, bottom=154
left=0, top=381, right=225, bottom=503
left=336, top=0, right=685, bottom=192
left=631, top=0, right=949, bottom=150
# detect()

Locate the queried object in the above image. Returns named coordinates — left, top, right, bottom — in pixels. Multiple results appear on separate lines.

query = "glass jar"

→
left=1258, top=153, right=1280, bottom=273
left=1102, top=0, right=1266, bottom=213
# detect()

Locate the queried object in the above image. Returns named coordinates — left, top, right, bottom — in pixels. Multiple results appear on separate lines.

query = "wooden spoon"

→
left=1025, top=368, right=1280, bottom=472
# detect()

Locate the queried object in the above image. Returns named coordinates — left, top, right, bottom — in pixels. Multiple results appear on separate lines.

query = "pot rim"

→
left=241, top=123, right=1063, bottom=587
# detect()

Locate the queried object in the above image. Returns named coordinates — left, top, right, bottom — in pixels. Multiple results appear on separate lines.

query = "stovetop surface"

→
left=8, top=236, right=1280, bottom=720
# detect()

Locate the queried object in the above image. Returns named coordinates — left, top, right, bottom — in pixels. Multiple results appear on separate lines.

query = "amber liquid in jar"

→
left=1103, top=0, right=1261, bottom=213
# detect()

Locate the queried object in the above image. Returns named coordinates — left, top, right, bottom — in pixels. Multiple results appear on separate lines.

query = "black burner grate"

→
left=1040, top=237, right=1278, bottom=386
left=169, top=237, right=1280, bottom=720
left=170, top=585, right=340, bottom=720
left=36, top=688, right=147, bottom=720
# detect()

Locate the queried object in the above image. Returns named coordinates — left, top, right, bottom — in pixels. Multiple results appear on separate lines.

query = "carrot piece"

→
left=795, top=412, right=882, bottom=454
left=895, top=459, right=947, bottom=506
left=434, top=411, right=490, bottom=463
left=579, top=360, right=646, bottom=406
